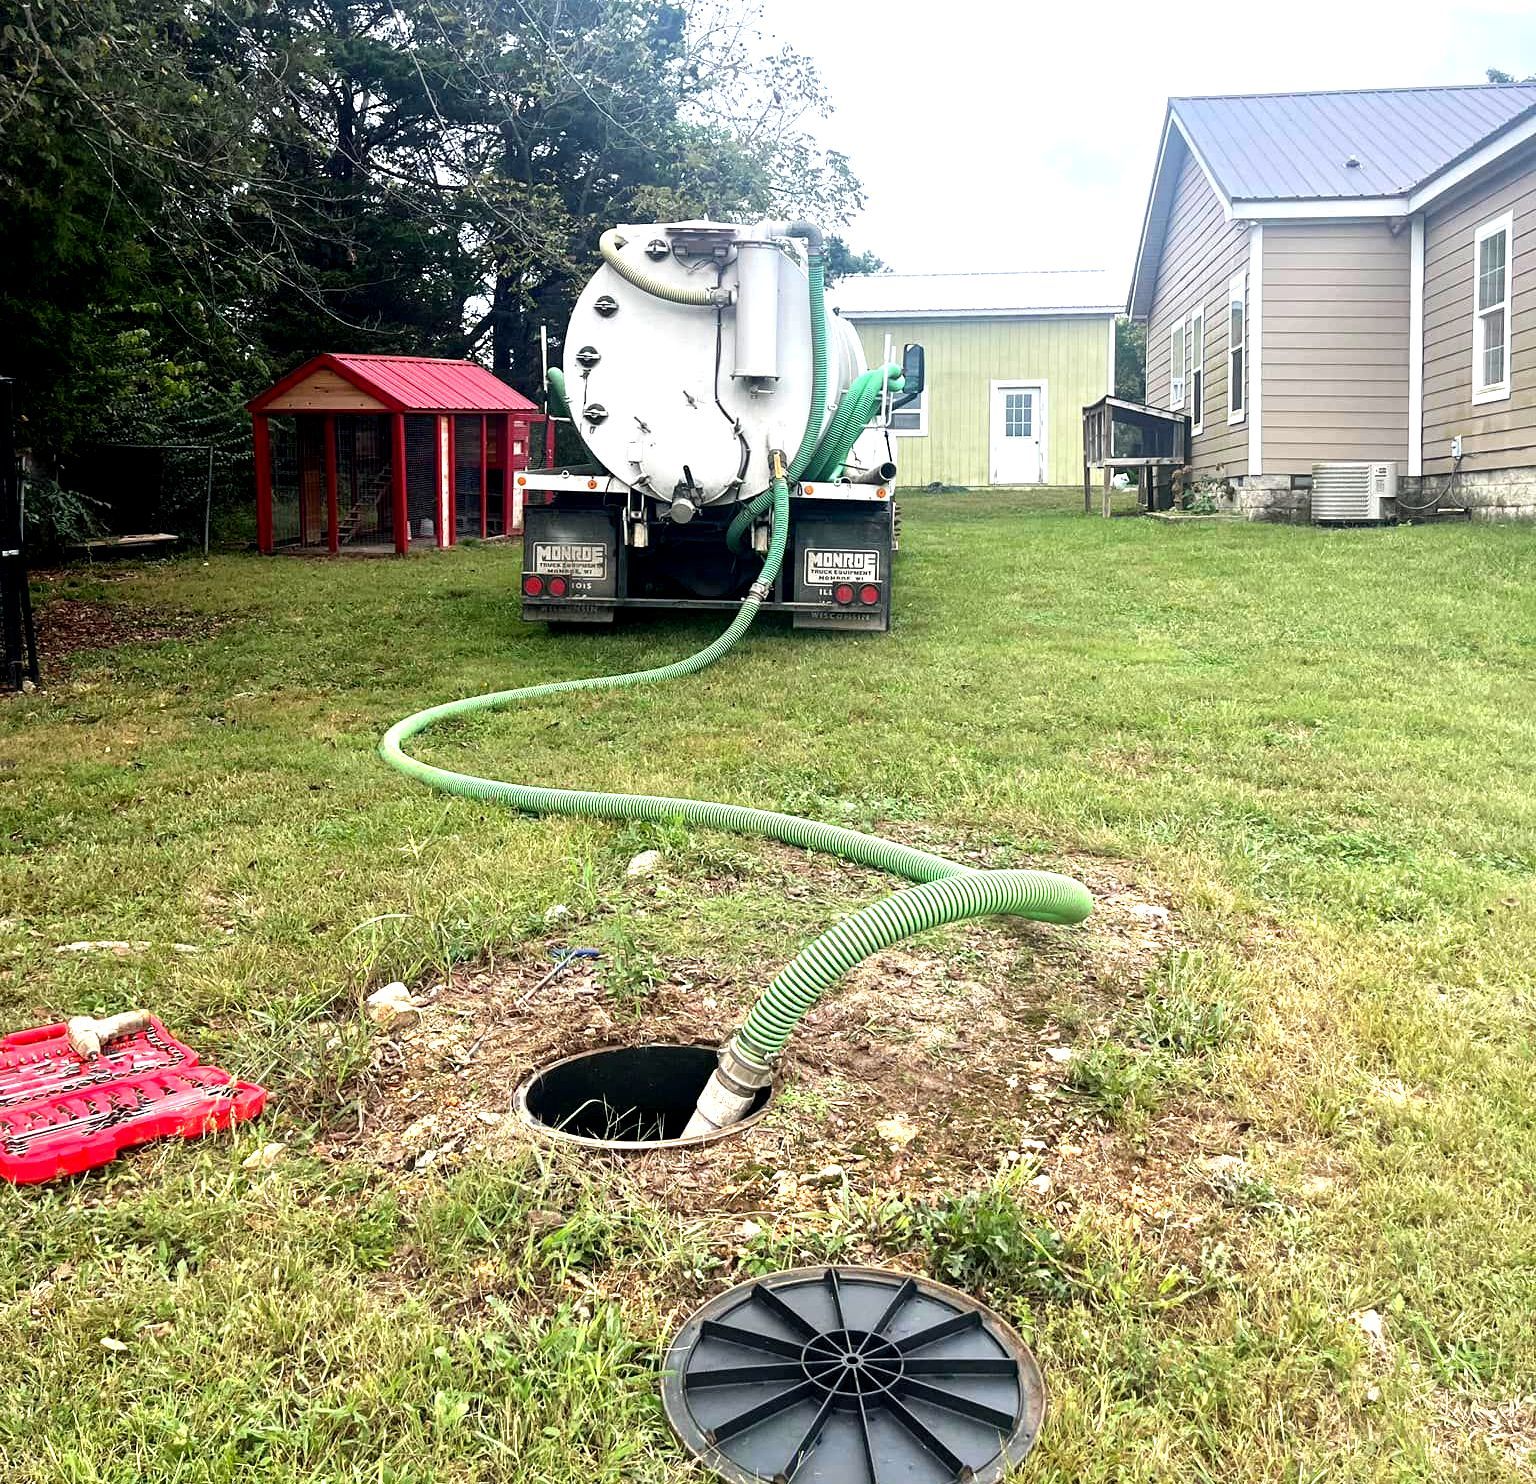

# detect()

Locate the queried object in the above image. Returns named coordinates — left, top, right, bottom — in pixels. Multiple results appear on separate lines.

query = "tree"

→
left=0, top=0, right=281, bottom=464
left=1115, top=317, right=1145, bottom=402
left=0, top=0, right=867, bottom=480
left=455, top=0, right=864, bottom=390
left=824, top=236, right=885, bottom=286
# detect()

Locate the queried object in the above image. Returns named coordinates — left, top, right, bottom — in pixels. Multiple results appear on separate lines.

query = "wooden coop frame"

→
left=248, top=354, right=546, bottom=554
left=1081, top=396, right=1190, bottom=517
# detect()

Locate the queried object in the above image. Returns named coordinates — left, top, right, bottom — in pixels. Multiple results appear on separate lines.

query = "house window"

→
left=1170, top=318, right=1185, bottom=409
left=889, top=383, right=928, bottom=437
left=1227, top=271, right=1246, bottom=424
left=1473, top=211, right=1513, bottom=404
left=1188, top=308, right=1204, bottom=435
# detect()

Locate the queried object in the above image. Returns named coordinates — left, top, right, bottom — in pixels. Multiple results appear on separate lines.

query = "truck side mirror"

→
left=901, top=342, right=925, bottom=396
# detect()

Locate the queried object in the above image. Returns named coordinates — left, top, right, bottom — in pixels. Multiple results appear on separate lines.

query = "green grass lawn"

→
left=3, top=488, right=1535, bottom=1481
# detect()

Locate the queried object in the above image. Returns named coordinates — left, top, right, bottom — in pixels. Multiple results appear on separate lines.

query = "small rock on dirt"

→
left=1351, top=1309, right=1387, bottom=1350
left=241, top=1142, right=287, bottom=1171
left=365, top=982, right=420, bottom=1031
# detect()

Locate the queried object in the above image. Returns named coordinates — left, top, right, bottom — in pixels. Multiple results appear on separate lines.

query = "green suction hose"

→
left=804, top=363, right=903, bottom=482
left=380, top=468, right=1092, bottom=1137
left=380, top=234, right=1094, bottom=1139
left=546, top=366, right=571, bottom=419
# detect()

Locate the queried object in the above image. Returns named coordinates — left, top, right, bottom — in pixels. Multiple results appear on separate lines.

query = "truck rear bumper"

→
left=518, top=482, right=893, bottom=633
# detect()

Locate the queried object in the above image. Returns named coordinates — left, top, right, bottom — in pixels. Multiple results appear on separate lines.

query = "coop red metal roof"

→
left=248, top=354, right=538, bottom=414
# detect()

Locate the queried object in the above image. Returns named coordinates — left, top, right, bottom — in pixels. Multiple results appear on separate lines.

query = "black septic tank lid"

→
left=661, top=1265, right=1045, bottom=1484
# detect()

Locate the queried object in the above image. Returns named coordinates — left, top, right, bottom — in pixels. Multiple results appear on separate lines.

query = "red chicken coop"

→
left=248, top=354, right=547, bottom=554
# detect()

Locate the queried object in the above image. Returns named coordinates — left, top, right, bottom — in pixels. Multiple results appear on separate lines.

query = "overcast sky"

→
left=759, top=0, right=1536, bottom=288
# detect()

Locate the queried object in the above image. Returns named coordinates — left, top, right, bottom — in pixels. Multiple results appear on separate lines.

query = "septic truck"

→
left=520, top=218, right=922, bottom=633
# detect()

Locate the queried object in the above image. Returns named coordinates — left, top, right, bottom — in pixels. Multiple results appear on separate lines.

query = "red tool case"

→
left=0, top=1017, right=265, bottom=1184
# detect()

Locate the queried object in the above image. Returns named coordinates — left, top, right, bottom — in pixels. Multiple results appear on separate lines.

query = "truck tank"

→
left=521, top=219, right=919, bottom=632
left=564, top=221, right=867, bottom=511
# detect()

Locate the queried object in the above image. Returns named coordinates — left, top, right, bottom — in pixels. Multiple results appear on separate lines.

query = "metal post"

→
left=479, top=415, right=488, bottom=537
left=0, top=378, right=39, bottom=689
left=204, top=443, right=214, bottom=558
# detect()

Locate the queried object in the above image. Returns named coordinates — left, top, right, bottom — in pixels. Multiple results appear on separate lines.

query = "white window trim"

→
left=1248, top=224, right=1263, bottom=475
left=887, top=383, right=928, bottom=437
left=1189, top=308, right=1204, bottom=437
left=1227, top=271, right=1246, bottom=425
left=1471, top=209, right=1513, bottom=407
left=1169, top=316, right=1186, bottom=409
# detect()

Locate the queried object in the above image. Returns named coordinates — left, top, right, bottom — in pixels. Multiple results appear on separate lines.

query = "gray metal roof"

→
left=1174, top=84, right=1536, bottom=202
left=832, top=269, right=1120, bottom=319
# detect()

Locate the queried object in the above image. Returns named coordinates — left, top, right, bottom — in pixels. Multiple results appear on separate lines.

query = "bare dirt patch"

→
left=336, top=849, right=1251, bottom=1258
left=1430, top=1391, right=1536, bottom=1472
left=32, top=595, right=223, bottom=669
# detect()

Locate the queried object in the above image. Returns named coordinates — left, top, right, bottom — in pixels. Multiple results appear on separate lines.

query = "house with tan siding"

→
left=1129, top=84, right=1536, bottom=519
left=832, top=272, right=1119, bottom=488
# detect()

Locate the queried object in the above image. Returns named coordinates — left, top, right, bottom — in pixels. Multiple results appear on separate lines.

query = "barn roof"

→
left=833, top=269, right=1121, bottom=320
left=249, top=354, right=538, bottom=414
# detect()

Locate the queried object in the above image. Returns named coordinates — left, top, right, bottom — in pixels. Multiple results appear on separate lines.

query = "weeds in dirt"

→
left=919, top=1170, right=1083, bottom=1302
left=1137, top=950, right=1244, bottom=1054
left=1066, top=1042, right=1179, bottom=1127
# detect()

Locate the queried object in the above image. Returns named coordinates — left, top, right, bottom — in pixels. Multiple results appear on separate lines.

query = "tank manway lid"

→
left=660, top=1265, right=1046, bottom=1484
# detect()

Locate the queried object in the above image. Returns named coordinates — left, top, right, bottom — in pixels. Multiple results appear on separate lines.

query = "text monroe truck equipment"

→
left=521, top=218, right=923, bottom=632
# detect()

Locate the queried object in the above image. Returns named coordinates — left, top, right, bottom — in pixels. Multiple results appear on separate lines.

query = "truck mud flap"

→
left=522, top=507, right=620, bottom=624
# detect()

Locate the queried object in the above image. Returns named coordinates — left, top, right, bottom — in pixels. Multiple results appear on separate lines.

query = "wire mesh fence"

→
left=404, top=415, right=437, bottom=542
left=336, top=414, right=393, bottom=547
left=455, top=415, right=484, bottom=539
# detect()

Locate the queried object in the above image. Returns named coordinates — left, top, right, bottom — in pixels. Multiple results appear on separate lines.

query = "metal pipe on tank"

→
left=852, top=462, right=898, bottom=485
left=732, top=241, right=781, bottom=383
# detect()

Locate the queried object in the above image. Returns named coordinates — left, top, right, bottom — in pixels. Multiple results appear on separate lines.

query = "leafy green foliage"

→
left=919, top=1175, right=1083, bottom=1301
left=0, top=0, right=864, bottom=493
left=824, top=235, right=886, bottom=285
left=1115, top=315, right=1146, bottom=402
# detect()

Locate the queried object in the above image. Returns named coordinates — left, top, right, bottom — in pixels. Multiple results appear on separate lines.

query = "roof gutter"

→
left=840, top=307, right=1123, bottom=321
left=1406, top=103, right=1536, bottom=213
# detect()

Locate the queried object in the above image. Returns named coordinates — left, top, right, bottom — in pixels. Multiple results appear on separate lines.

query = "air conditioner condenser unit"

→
left=1311, top=461, right=1396, bottom=523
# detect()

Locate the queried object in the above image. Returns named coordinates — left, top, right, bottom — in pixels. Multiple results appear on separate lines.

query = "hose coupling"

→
left=746, top=579, right=771, bottom=602
left=681, top=1035, right=774, bottom=1139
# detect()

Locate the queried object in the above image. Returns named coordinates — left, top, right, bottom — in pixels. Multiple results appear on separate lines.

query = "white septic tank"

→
left=562, top=221, right=867, bottom=511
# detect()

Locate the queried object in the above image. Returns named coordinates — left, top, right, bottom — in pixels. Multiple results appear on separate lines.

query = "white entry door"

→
left=989, top=382, right=1046, bottom=484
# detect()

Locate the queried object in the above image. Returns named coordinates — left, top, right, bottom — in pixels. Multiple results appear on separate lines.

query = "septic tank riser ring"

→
left=514, top=1043, right=774, bottom=1151
left=380, top=227, right=1093, bottom=1137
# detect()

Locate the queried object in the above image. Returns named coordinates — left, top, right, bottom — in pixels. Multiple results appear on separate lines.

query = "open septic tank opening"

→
left=515, top=1043, right=773, bottom=1149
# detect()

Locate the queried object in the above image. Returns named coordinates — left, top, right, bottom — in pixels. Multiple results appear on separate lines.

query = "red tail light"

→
left=522, top=575, right=544, bottom=596
left=548, top=576, right=568, bottom=598
left=834, top=584, right=854, bottom=605
left=858, top=584, right=880, bottom=606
